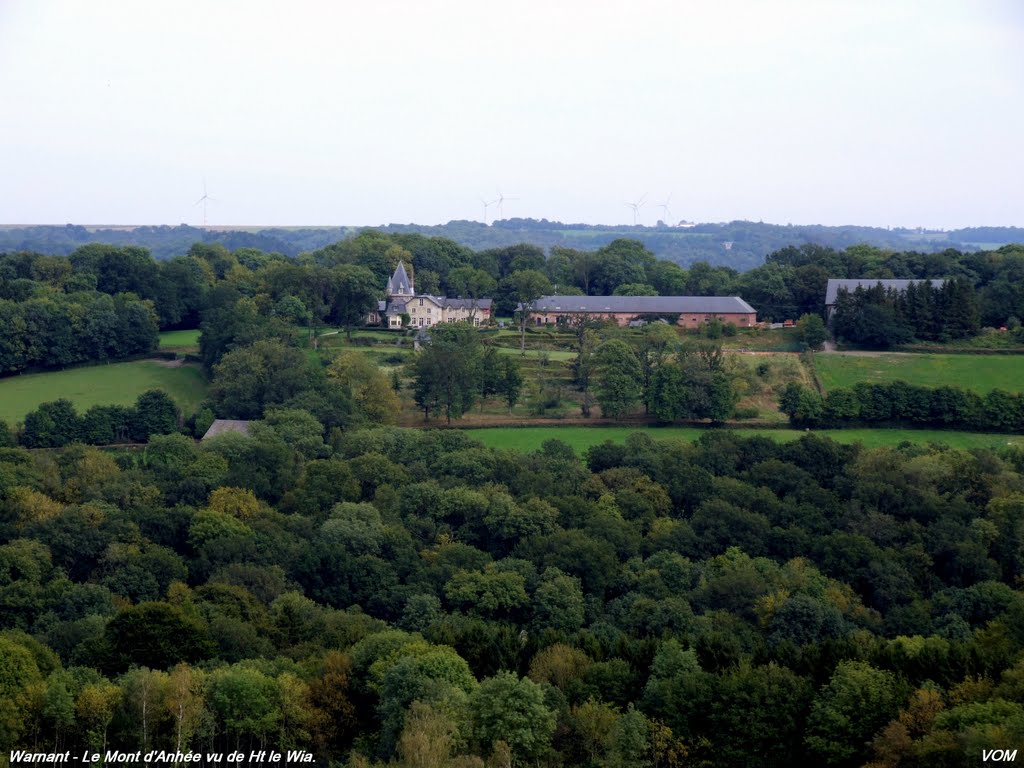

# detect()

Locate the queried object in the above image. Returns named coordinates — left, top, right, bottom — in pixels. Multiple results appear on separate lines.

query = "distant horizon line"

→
left=2, top=220, right=1022, bottom=232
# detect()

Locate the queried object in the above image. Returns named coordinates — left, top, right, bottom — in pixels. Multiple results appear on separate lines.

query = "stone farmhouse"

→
left=525, top=295, right=758, bottom=328
left=824, top=278, right=946, bottom=319
left=368, top=262, right=493, bottom=329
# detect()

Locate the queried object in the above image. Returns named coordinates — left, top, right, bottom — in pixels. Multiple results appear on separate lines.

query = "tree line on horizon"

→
left=2, top=220, right=1022, bottom=269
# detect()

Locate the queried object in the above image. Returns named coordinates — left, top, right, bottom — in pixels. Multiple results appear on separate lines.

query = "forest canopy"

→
left=2, top=427, right=1024, bottom=766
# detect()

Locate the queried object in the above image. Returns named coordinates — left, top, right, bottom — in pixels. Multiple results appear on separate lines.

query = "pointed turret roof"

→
left=389, top=261, right=414, bottom=296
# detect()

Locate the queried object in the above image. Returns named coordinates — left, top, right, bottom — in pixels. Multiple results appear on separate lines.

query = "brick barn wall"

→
left=533, top=311, right=756, bottom=328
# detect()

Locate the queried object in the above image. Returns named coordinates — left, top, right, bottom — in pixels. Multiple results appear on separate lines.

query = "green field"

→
left=0, top=361, right=209, bottom=422
left=158, top=329, right=201, bottom=350
left=466, top=425, right=1023, bottom=454
left=815, top=353, right=1024, bottom=394
left=495, top=347, right=577, bottom=362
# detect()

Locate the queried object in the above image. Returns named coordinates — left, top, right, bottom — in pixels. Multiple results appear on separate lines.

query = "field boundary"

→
left=801, top=351, right=824, bottom=395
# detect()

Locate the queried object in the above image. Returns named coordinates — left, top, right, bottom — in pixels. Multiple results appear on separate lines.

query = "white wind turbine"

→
left=479, top=196, right=497, bottom=224
left=194, top=180, right=216, bottom=226
left=625, top=193, right=648, bottom=226
left=655, top=193, right=674, bottom=226
left=495, top=189, right=519, bottom=221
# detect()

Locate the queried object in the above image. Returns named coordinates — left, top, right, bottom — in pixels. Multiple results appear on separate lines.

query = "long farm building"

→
left=526, top=295, right=758, bottom=328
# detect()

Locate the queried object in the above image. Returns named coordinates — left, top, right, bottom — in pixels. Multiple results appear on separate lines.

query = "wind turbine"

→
left=479, top=197, right=497, bottom=225
left=624, top=193, right=648, bottom=226
left=655, top=194, right=674, bottom=226
left=495, top=189, right=519, bottom=221
left=194, top=180, right=216, bottom=226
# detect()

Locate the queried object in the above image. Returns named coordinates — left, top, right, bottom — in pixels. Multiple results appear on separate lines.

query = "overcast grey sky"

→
left=1, top=1, right=1021, bottom=228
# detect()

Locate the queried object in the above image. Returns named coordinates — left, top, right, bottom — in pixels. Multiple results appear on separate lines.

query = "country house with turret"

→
left=367, top=262, right=493, bottom=329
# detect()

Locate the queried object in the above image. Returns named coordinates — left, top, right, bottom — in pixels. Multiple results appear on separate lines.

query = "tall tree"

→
left=330, top=265, right=379, bottom=340
left=498, top=356, right=524, bottom=415
left=571, top=324, right=600, bottom=417
left=636, top=323, right=678, bottom=414
left=412, top=323, right=483, bottom=423
left=505, top=270, right=552, bottom=352
left=471, top=672, right=555, bottom=764
left=446, top=266, right=497, bottom=322
left=804, top=661, right=901, bottom=767
left=595, top=340, right=643, bottom=419
left=209, top=340, right=320, bottom=420
left=131, top=389, right=180, bottom=442
left=796, top=313, right=828, bottom=350
left=328, top=351, right=401, bottom=425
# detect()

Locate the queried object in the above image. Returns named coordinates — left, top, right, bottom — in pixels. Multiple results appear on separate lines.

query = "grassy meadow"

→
left=158, top=329, right=201, bottom=351
left=495, top=347, right=577, bottom=362
left=0, top=360, right=208, bottom=423
left=467, top=425, right=1024, bottom=454
left=815, top=352, right=1024, bottom=394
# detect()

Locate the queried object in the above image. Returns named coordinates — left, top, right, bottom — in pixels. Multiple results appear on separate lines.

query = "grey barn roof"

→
left=201, top=420, right=252, bottom=440
left=825, top=279, right=946, bottom=305
left=528, top=295, right=757, bottom=314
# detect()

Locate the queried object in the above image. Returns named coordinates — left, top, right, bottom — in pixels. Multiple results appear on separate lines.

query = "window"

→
left=418, top=299, right=424, bottom=307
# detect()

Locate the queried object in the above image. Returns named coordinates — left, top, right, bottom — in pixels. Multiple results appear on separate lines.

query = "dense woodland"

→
left=830, top=281, right=981, bottom=349
left=4, top=428, right=1024, bottom=767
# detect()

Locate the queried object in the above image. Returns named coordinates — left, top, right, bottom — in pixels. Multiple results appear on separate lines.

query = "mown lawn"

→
left=158, top=329, right=201, bottom=351
left=815, top=353, right=1024, bottom=395
left=0, top=361, right=209, bottom=422
left=467, top=425, right=1023, bottom=454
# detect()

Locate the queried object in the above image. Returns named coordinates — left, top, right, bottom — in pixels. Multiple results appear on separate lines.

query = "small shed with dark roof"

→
left=201, top=420, right=252, bottom=440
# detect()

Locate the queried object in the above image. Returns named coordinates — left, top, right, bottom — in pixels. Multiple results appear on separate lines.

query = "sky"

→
left=0, top=0, right=1021, bottom=229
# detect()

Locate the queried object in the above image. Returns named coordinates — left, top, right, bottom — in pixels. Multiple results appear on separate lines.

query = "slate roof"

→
left=825, top=279, right=946, bottom=305
left=387, top=262, right=414, bottom=295
left=201, top=420, right=252, bottom=440
left=441, top=298, right=493, bottom=310
left=384, top=297, right=410, bottom=316
left=526, top=295, right=757, bottom=314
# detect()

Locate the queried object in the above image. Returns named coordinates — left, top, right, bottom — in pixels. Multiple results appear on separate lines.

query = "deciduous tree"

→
left=595, top=340, right=642, bottom=419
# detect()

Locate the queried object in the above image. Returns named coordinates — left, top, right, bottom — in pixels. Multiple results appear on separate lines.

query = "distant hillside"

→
left=2, top=220, right=1022, bottom=271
